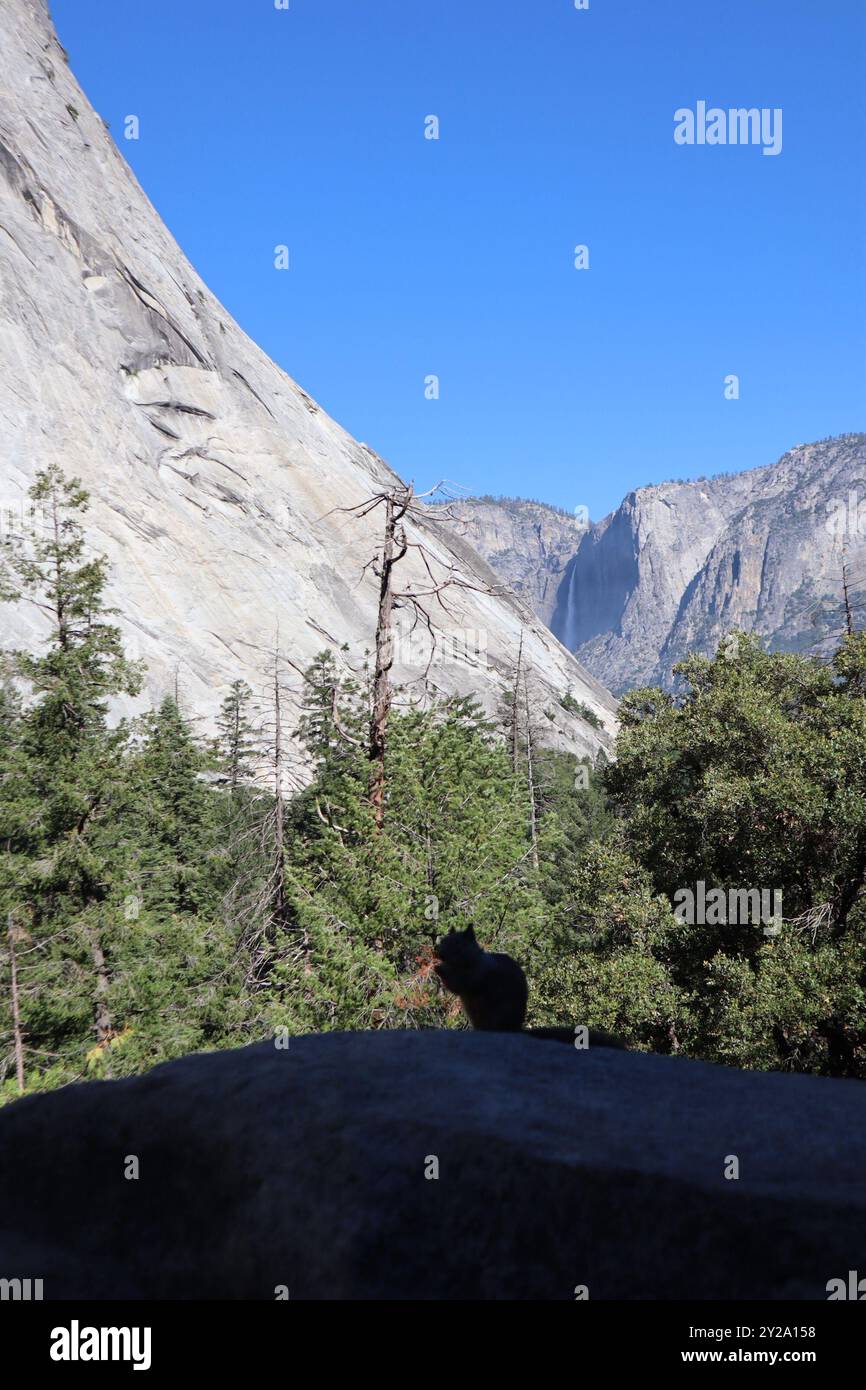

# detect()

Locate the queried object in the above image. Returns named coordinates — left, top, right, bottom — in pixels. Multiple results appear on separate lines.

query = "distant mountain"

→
left=0, top=0, right=617, bottom=767
left=445, top=435, right=866, bottom=694
left=427, top=497, right=588, bottom=629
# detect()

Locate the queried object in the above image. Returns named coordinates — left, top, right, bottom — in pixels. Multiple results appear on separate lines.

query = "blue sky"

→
left=52, top=0, right=866, bottom=520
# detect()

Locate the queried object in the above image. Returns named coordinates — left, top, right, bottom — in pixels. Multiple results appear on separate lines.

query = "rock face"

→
left=0, top=1030, right=863, bottom=1299
left=562, top=434, right=866, bottom=692
left=430, top=498, right=589, bottom=628
left=554, top=470, right=758, bottom=691
left=459, top=436, right=866, bottom=693
left=655, top=435, right=866, bottom=683
left=0, top=0, right=616, bottom=767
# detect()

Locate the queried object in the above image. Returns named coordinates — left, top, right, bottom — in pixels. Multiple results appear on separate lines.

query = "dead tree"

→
left=324, top=481, right=503, bottom=830
left=510, top=630, right=524, bottom=775
left=368, top=487, right=409, bottom=828
left=271, top=651, right=289, bottom=940
left=522, top=662, right=540, bottom=871
left=242, top=632, right=300, bottom=986
left=506, top=634, right=557, bottom=871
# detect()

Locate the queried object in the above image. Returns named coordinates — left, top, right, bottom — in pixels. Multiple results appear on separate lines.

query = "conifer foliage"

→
left=2, top=468, right=866, bottom=1097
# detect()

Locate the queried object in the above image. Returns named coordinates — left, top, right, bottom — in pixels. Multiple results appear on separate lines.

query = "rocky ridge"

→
left=452, top=435, right=866, bottom=693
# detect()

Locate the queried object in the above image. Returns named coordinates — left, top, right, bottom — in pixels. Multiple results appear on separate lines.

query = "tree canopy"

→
left=2, top=469, right=865, bottom=1098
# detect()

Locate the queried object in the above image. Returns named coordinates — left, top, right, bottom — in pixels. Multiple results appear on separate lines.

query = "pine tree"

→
left=2, top=467, right=141, bottom=759
left=273, top=692, right=547, bottom=1033
left=0, top=467, right=142, bottom=1087
left=216, top=680, right=257, bottom=794
left=130, top=697, right=217, bottom=918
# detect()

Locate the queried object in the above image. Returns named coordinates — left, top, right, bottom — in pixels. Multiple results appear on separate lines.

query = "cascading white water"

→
left=561, top=558, right=580, bottom=651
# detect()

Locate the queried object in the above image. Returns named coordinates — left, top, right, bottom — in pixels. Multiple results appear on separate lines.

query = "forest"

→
left=1, top=466, right=865, bottom=1100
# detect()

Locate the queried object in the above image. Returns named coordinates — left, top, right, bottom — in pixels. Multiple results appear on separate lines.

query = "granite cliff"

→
left=429, top=497, right=589, bottom=628
left=452, top=435, right=866, bottom=693
left=0, top=0, right=616, bottom=770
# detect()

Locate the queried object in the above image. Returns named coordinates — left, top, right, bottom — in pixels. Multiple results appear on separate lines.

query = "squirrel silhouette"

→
left=433, top=924, right=625, bottom=1048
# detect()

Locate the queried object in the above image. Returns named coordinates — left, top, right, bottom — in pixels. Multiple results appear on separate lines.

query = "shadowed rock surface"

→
left=0, top=1031, right=864, bottom=1300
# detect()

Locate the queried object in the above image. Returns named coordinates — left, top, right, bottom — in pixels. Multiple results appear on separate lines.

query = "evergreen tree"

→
left=601, top=632, right=866, bottom=1074
left=0, top=467, right=141, bottom=1087
left=271, top=671, right=548, bottom=1034
left=129, top=697, right=218, bottom=918
left=215, top=680, right=257, bottom=793
left=212, top=677, right=269, bottom=949
left=6, top=473, right=866, bottom=1097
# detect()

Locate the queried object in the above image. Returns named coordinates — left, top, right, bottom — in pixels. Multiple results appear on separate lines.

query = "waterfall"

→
left=552, top=552, right=581, bottom=652
left=565, top=557, right=582, bottom=651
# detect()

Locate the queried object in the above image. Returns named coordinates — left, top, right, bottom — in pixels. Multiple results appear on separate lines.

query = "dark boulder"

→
left=0, top=1030, right=864, bottom=1299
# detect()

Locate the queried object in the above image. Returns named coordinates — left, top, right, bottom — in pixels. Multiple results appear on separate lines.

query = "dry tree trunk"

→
left=511, top=630, right=524, bottom=775
left=271, top=659, right=288, bottom=940
left=369, top=488, right=409, bottom=830
left=325, top=478, right=496, bottom=832
left=522, top=665, right=539, bottom=871
left=369, top=492, right=395, bottom=830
